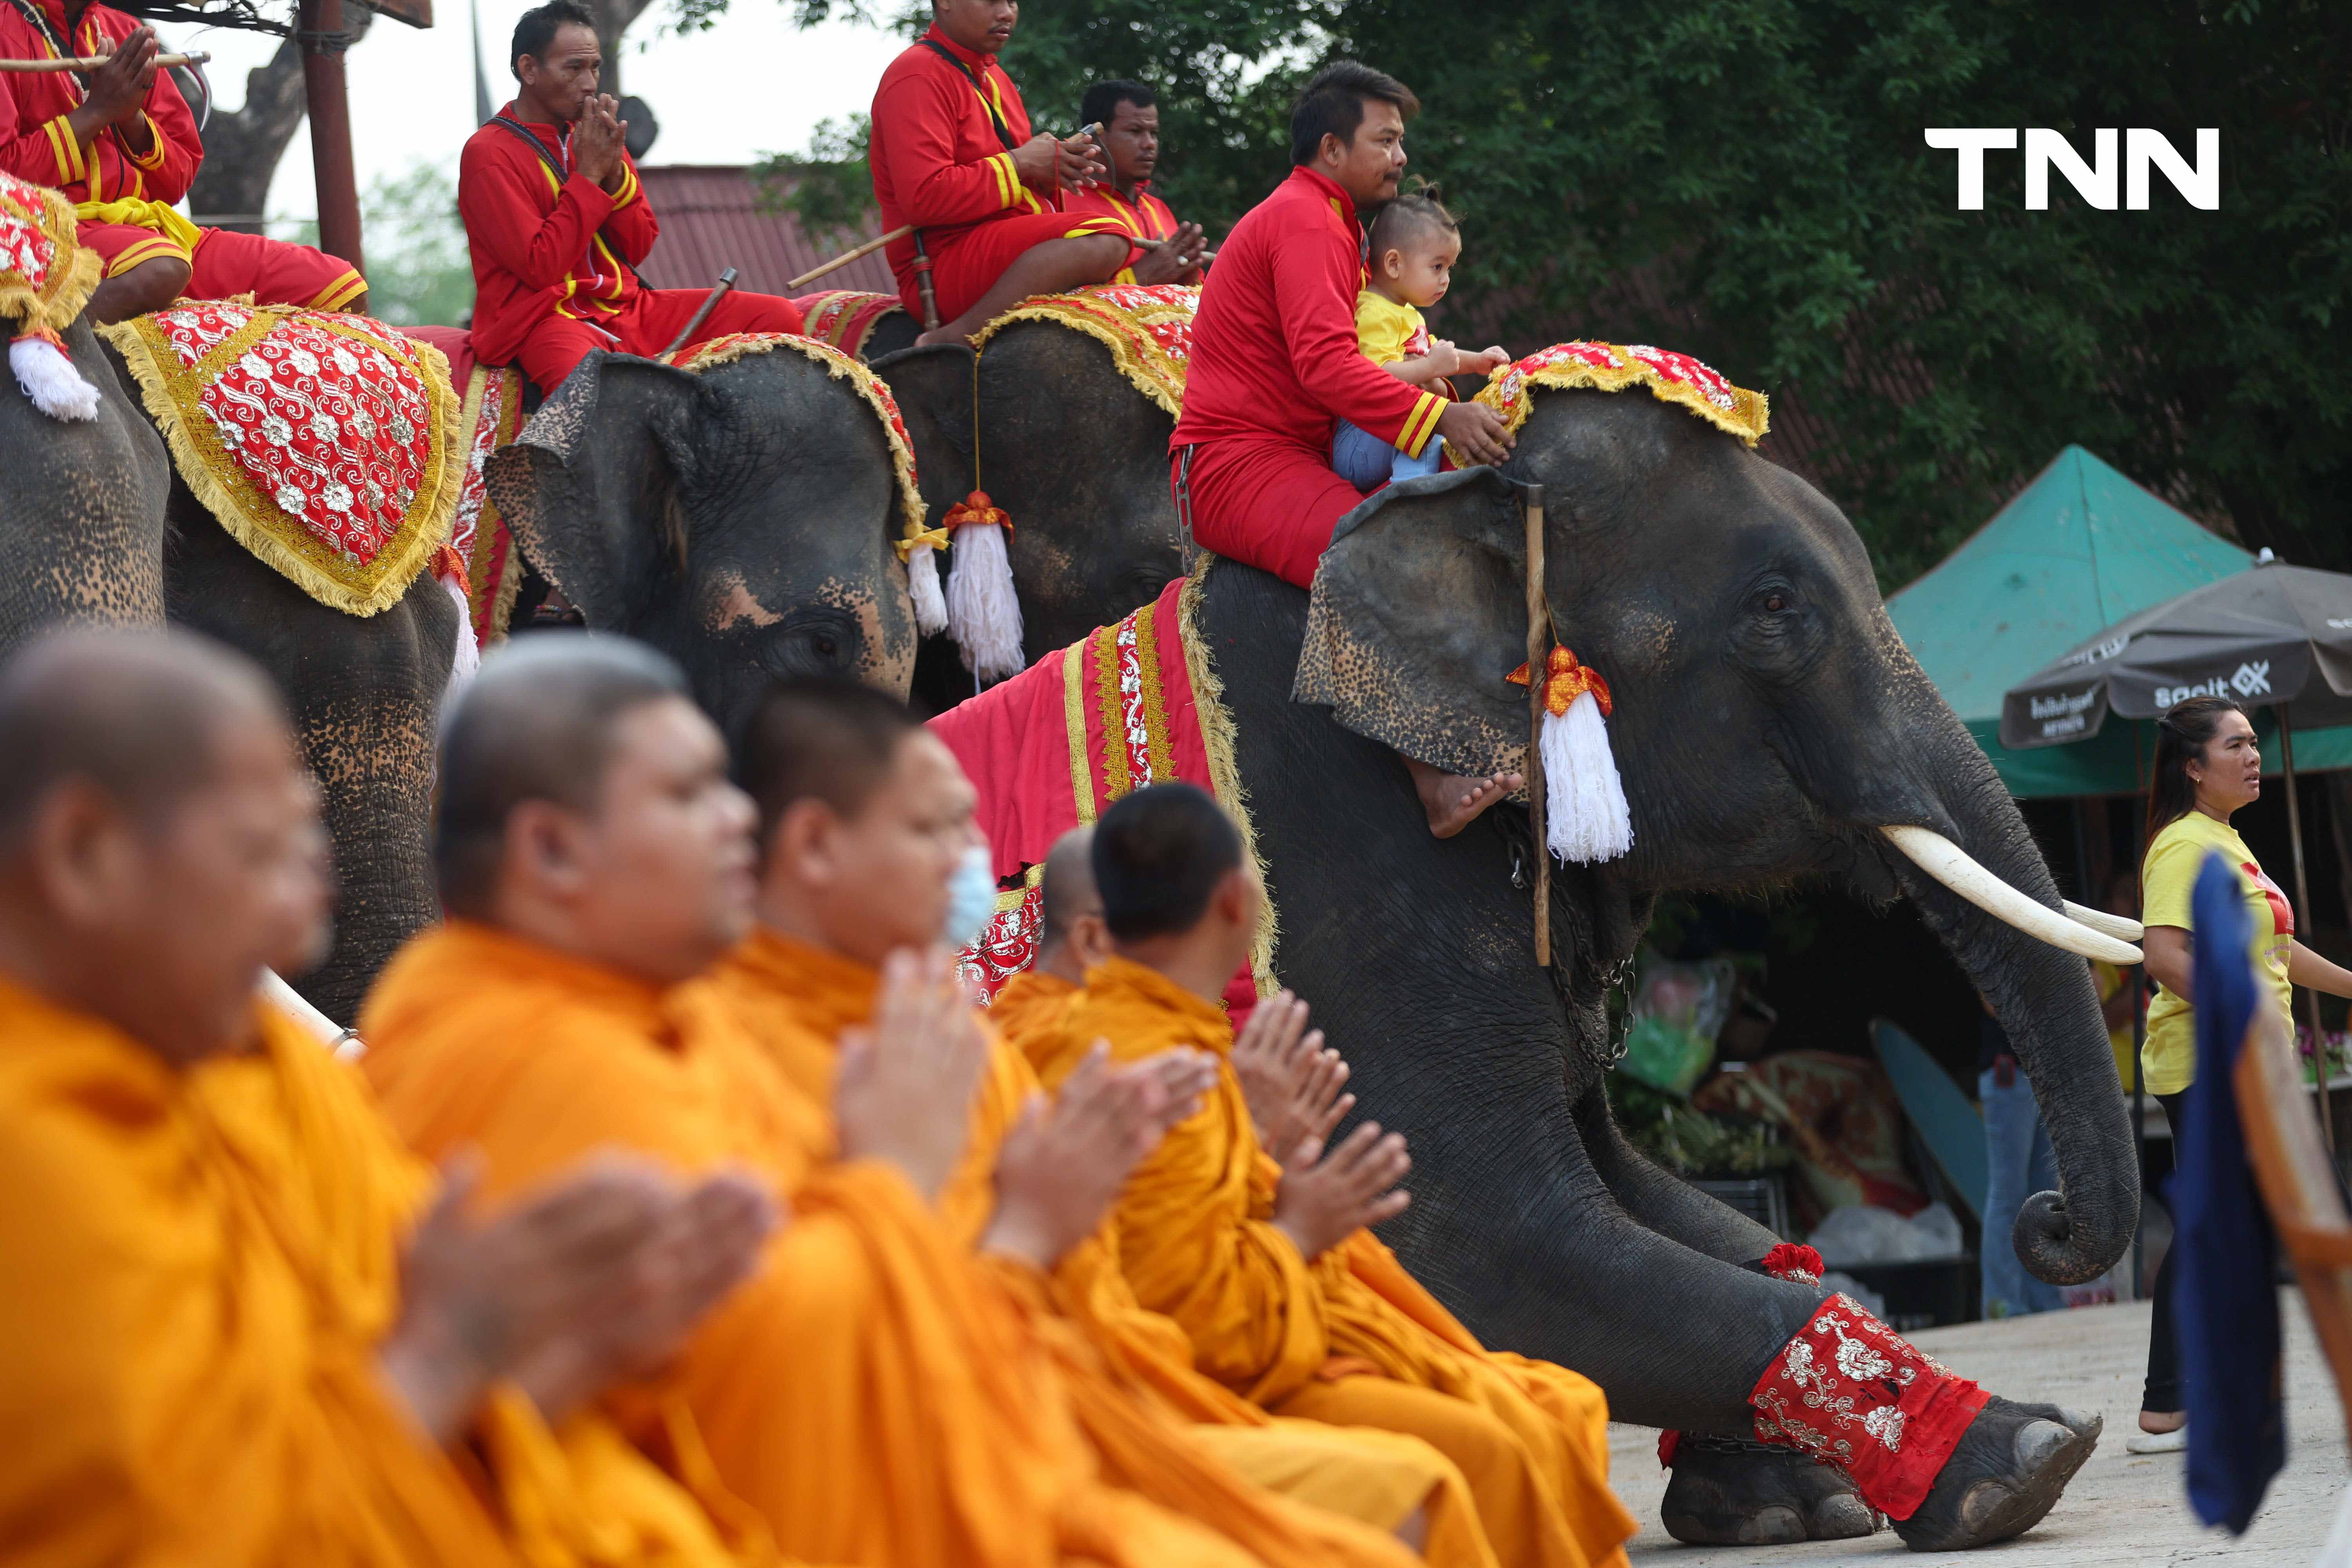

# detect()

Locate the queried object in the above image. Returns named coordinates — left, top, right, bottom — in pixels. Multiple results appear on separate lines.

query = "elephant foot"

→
left=1891, top=1395, right=2101, bottom=1552
left=1660, top=1437, right=1881, bottom=1546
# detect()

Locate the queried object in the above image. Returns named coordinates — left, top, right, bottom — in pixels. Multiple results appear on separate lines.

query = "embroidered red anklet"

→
left=1657, top=1244, right=1829, bottom=1468
left=1748, top=1293, right=1989, bottom=1519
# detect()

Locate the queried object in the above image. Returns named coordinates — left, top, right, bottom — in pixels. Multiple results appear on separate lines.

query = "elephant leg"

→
left=167, top=503, right=454, bottom=1019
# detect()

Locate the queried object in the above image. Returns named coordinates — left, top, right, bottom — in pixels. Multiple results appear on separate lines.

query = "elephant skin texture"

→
left=1192, top=388, right=2134, bottom=1441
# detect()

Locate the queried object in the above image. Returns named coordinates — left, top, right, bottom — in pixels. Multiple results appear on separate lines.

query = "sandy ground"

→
left=1606, top=1293, right=2347, bottom=1565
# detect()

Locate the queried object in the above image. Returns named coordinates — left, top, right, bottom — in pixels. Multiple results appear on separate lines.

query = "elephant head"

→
left=1294, top=388, right=2136, bottom=1287
left=0, top=313, right=172, bottom=649
left=875, top=320, right=1185, bottom=666
left=488, top=347, right=920, bottom=737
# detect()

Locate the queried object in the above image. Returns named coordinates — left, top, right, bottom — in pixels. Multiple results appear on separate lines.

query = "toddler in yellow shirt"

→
left=1331, top=191, right=1510, bottom=490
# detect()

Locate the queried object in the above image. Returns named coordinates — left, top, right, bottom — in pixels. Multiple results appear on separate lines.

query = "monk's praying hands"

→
left=834, top=946, right=991, bottom=1201
left=982, top=1040, right=1216, bottom=1267
left=1272, top=1118, right=1412, bottom=1261
left=1228, top=989, right=1352, bottom=1163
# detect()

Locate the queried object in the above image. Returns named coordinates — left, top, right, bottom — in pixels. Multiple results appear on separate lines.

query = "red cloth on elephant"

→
left=1167, top=166, right=1447, bottom=588
left=459, top=102, right=802, bottom=389
left=1749, top=1293, right=1988, bottom=1521
left=867, top=24, right=1129, bottom=323
left=0, top=0, right=362, bottom=309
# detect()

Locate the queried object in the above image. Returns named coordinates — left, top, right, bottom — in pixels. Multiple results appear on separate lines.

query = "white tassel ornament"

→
left=907, top=543, right=949, bottom=635
left=10, top=331, right=98, bottom=421
left=438, top=572, right=481, bottom=692
left=1510, top=646, right=1633, bottom=864
left=942, top=491, right=1025, bottom=682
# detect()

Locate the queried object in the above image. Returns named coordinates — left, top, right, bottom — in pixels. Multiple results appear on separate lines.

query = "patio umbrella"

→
left=2002, top=553, right=2352, bottom=1150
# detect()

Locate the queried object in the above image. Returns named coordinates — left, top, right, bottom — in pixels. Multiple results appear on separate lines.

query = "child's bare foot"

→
left=1406, top=757, right=1523, bottom=838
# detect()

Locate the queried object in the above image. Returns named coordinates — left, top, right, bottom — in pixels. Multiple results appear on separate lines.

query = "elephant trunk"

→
left=1861, top=656, right=2139, bottom=1286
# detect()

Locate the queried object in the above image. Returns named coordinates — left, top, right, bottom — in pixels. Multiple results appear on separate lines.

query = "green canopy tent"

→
left=1884, top=446, right=2352, bottom=797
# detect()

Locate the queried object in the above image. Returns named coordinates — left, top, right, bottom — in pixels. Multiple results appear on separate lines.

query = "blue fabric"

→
left=1331, top=418, right=1441, bottom=491
left=2177, top=851, right=2285, bottom=1534
left=1978, top=1066, right=2067, bottom=1317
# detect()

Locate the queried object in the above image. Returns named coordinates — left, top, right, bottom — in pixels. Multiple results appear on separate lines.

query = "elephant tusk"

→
left=1879, top=826, right=2143, bottom=965
left=258, top=967, right=366, bottom=1060
left=2062, top=900, right=2145, bottom=944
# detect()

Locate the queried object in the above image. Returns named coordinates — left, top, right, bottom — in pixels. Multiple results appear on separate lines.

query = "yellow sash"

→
left=75, top=197, right=203, bottom=255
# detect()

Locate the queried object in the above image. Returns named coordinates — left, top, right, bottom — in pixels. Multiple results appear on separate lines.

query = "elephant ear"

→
left=1292, top=468, right=1532, bottom=782
left=483, top=351, right=713, bottom=628
left=869, top=343, right=974, bottom=526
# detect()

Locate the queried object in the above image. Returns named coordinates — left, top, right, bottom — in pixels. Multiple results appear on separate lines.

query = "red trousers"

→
left=80, top=221, right=365, bottom=310
left=516, top=287, right=806, bottom=396
left=897, top=208, right=1130, bottom=323
left=1172, top=437, right=1369, bottom=589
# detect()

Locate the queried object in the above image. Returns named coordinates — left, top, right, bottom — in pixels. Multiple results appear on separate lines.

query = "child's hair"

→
left=1367, top=187, right=1458, bottom=263
left=2145, top=694, right=2247, bottom=842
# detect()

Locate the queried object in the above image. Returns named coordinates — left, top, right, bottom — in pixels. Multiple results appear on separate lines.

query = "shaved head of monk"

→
left=1034, top=825, right=1109, bottom=984
left=435, top=633, right=757, bottom=985
left=737, top=677, right=978, bottom=968
left=0, top=628, right=329, bottom=1066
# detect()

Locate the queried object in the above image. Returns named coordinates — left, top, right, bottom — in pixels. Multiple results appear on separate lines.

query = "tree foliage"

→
left=772, top=0, right=2352, bottom=587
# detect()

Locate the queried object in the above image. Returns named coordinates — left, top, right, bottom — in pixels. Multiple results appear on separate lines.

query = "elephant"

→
left=0, top=310, right=456, bottom=1023
left=873, top=325, right=1183, bottom=701
left=1172, top=389, right=2129, bottom=1548
left=484, top=343, right=922, bottom=740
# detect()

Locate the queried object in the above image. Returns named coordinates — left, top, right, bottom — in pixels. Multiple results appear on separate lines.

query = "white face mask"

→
left=942, top=840, right=998, bottom=949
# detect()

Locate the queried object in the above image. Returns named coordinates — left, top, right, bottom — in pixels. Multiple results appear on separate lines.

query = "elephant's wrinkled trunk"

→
left=1856, top=657, right=2138, bottom=1287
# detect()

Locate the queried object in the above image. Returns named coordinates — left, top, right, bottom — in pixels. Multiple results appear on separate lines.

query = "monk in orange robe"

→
left=698, top=680, right=1501, bottom=1568
left=989, top=826, right=1108, bottom=1047
left=1031, top=782, right=1642, bottom=1568
left=0, top=628, right=774, bottom=1566
left=359, top=637, right=1428, bottom=1568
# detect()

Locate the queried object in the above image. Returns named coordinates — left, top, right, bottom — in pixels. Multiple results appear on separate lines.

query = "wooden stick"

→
left=1131, top=234, right=1217, bottom=261
left=1522, top=482, right=1550, bottom=967
left=658, top=266, right=736, bottom=359
left=785, top=223, right=913, bottom=290
left=0, top=49, right=209, bottom=70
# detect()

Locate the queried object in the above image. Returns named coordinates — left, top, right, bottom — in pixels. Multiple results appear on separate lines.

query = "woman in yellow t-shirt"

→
left=2130, top=695, right=2352, bottom=1453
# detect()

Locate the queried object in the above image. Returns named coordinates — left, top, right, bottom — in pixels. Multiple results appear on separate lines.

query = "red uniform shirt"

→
left=869, top=24, right=1053, bottom=298
left=1169, top=166, right=1444, bottom=461
left=1061, top=180, right=1198, bottom=285
left=0, top=0, right=199, bottom=209
left=458, top=103, right=657, bottom=370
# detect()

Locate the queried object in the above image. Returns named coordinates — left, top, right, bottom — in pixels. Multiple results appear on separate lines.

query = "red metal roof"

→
left=634, top=165, right=896, bottom=299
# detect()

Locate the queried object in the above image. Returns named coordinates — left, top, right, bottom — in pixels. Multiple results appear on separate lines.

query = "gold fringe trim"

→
left=1178, top=552, right=1279, bottom=995
left=100, top=305, right=463, bottom=618
left=1453, top=342, right=1770, bottom=466
left=970, top=285, right=1196, bottom=420
left=666, top=332, right=929, bottom=553
left=459, top=363, right=529, bottom=645
left=0, top=176, right=99, bottom=336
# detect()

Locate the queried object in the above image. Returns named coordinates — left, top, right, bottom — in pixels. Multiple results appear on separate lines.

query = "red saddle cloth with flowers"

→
left=970, top=282, right=1197, bottom=417
left=792, top=289, right=906, bottom=360
left=927, top=565, right=1269, bottom=1016
left=102, top=303, right=462, bottom=617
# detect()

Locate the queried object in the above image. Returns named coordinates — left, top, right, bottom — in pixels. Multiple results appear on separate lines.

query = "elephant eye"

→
left=1762, top=591, right=1789, bottom=614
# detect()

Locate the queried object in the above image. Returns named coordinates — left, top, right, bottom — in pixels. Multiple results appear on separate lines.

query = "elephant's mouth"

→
left=1875, top=825, right=2141, bottom=964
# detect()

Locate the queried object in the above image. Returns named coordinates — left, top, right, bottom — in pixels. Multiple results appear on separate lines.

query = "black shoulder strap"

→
left=486, top=114, right=571, bottom=187
left=918, top=38, right=1019, bottom=154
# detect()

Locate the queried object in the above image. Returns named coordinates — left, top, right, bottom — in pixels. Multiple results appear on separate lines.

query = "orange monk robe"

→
left=987, top=969, right=1078, bottom=1050
left=0, top=971, right=764, bottom=1568
left=1033, top=957, right=1641, bottom=1568
left=697, top=931, right=1486, bottom=1568
left=361, top=920, right=1333, bottom=1568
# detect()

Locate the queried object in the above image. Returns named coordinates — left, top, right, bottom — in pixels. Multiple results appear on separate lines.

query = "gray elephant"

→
left=1171, top=385, right=2129, bottom=1549
left=2, top=310, right=456, bottom=1022
left=874, top=324, right=1183, bottom=699
left=484, top=344, right=922, bottom=738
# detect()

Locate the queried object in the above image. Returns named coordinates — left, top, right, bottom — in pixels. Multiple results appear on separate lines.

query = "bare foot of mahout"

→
left=1406, top=757, right=1523, bottom=838
left=1891, top=1395, right=2101, bottom=1552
